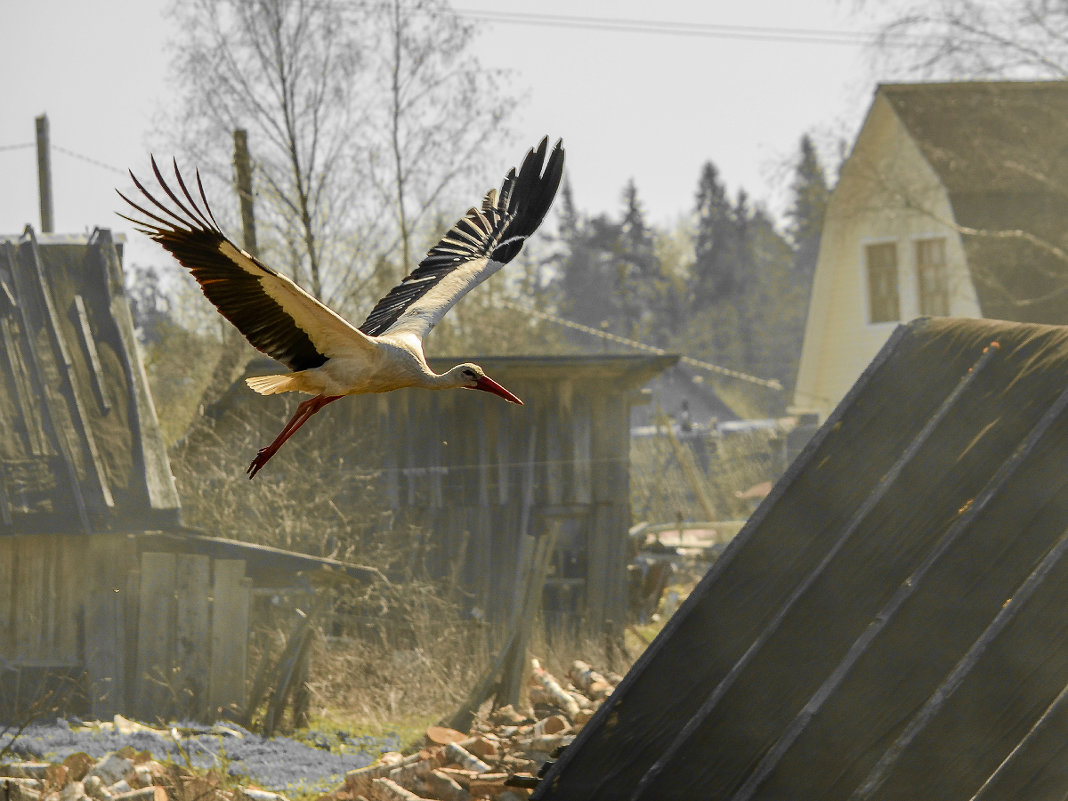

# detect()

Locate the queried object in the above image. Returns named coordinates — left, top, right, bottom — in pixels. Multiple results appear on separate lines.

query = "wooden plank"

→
left=476, top=408, right=490, bottom=507
left=495, top=406, right=511, bottom=506
left=209, top=560, right=249, bottom=720
left=6, top=241, right=92, bottom=532
left=135, top=552, right=176, bottom=721
left=175, top=554, right=211, bottom=719
left=544, top=398, right=564, bottom=506
left=53, top=535, right=79, bottom=664
left=23, top=233, right=114, bottom=508
left=123, top=567, right=141, bottom=707
left=571, top=393, right=593, bottom=506
left=498, top=521, right=559, bottom=707
left=13, top=536, right=44, bottom=661
left=377, top=395, right=399, bottom=509
left=0, top=538, right=14, bottom=655
left=0, top=313, right=48, bottom=457
left=85, top=584, right=125, bottom=718
left=72, top=295, right=111, bottom=413
left=90, top=230, right=180, bottom=513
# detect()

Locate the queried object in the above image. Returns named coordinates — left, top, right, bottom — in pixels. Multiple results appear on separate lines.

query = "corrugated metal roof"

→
left=535, top=316, right=1068, bottom=801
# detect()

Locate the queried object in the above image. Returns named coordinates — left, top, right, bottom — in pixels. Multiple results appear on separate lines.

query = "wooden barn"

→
left=0, top=227, right=374, bottom=724
left=535, top=317, right=1068, bottom=801
left=202, top=352, right=678, bottom=634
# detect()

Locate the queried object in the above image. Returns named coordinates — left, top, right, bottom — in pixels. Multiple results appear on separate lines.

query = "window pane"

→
left=866, top=243, right=899, bottom=323
left=916, top=238, right=948, bottom=316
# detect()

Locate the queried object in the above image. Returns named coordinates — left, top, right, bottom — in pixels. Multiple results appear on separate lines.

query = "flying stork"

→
left=119, top=137, right=565, bottom=478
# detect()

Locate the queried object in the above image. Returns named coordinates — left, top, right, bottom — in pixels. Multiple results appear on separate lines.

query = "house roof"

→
left=0, top=227, right=180, bottom=533
left=535, top=316, right=1068, bottom=801
left=879, top=80, right=1068, bottom=322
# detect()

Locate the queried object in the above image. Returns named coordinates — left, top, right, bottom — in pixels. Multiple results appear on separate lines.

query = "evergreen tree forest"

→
left=543, top=135, right=830, bottom=411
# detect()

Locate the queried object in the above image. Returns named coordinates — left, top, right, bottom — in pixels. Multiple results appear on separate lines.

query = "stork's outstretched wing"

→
left=358, top=137, right=565, bottom=340
left=118, top=158, right=374, bottom=370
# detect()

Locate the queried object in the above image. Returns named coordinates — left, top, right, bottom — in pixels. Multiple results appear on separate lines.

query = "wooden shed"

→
left=0, top=227, right=373, bottom=723
left=535, top=317, right=1068, bottom=801
left=206, top=352, right=678, bottom=634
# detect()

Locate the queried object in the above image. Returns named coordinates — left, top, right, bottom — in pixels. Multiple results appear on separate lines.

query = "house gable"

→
left=794, top=90, right=981, bottom=416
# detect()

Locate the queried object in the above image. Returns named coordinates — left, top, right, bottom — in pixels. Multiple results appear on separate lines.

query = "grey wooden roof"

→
left=535, top=316, right=1068, bottom=801
left=0, top=227, right=180, bottom=532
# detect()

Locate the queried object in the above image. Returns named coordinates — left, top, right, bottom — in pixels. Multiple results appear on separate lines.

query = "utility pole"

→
left=233, top=129, right=258, bottom=256
left=36, top=114, right=54, bottom=233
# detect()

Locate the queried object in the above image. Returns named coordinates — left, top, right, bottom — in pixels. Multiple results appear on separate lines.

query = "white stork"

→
left=119, top=137, right=565, bottom=478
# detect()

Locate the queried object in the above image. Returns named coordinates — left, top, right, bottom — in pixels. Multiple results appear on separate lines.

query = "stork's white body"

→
left=119, top=139, right=563, bottom=477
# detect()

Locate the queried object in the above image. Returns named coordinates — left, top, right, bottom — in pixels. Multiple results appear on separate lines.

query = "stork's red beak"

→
left=475, top=375, right=524, bottom=405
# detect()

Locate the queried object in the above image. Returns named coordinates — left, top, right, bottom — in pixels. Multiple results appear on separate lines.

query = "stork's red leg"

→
left=247, top=394, right=342, bottom=479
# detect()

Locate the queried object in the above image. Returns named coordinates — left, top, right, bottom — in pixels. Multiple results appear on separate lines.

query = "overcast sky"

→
left=1, top=0, right=894, bottom=268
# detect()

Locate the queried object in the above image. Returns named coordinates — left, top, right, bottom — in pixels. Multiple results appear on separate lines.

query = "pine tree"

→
left=785, top=135, right=830, bottom=286
left=692, top=161, right=736, bottom=305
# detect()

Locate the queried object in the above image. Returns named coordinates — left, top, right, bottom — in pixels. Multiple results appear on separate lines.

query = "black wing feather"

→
left=358, top=137, right=565, bottom=337
left=118, top=157, right=329, bottom=371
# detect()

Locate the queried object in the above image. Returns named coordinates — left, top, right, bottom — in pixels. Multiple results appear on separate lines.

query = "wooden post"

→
left=35, top=115, right=53, bottom=233
left=233, top=130, right=258, bottom=257
left=497, top=521, right=559, bottom=709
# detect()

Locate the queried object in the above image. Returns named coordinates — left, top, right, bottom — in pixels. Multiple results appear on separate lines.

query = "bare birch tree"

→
left=158, top=0, right=514, bottom=314
left=864, top=0, right=1068, bottom=79
left=162, top=0, right=375, bottom=304
left=359, top=0, right=514, bottom=294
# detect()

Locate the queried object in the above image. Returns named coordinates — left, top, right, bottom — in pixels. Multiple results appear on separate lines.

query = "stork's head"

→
left=450, top=363, right=523, bottom=405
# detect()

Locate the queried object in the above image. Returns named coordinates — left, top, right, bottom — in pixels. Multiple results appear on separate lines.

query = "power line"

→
left=451, top=7, right=915, bottom=47
left=0, top=141, right=126, bottom=175
left=500, top=298, right=783, bottom=391
left=52, top=144, right=126, bottom=176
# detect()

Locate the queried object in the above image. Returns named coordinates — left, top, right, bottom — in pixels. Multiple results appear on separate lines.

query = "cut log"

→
left=425, top=727, right=466, bottom=746
left=60, top=755, right=94, bottom=784
left=529, top=660, right=580, bottom=719
left=1, top=779, right=42, bottom=801
left=347, top=753, right=426, bottom=797
left=425, top=771, right=469, bottom=801
left=444, top=744, right=490, bottom=774
left=466, top=773, right=510, bottom=799
left=84, top=776, right=110, bottom=800
left=568, top=661, right=612, bottom=700
left=109, top=787, right=166, bottom=801
left=0, top=766, right=49, bottom=781
left=532, top=715, right=569, bottom=737
left=236, top=789, right=290, bottom=801
left=368, top=777, right=428, bottom=801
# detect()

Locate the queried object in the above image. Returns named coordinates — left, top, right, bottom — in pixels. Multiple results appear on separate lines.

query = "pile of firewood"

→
left=0, top=659, right=620, bottom=801
left=330, top=659, right=621, bottom=801
left=0, top=750, right=286, bottom=801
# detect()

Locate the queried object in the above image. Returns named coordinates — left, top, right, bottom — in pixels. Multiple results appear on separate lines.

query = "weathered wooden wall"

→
left=342, top=356, right=668, bottom=634
left=0, top=533, right=250, bottom=722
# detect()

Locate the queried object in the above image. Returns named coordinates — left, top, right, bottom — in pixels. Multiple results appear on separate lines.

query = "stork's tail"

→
left=246, top=374, right=297, bottom=395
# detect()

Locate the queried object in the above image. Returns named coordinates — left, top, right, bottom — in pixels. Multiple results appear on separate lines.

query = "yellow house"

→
left=794, top=80, right=1068, bottom=418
